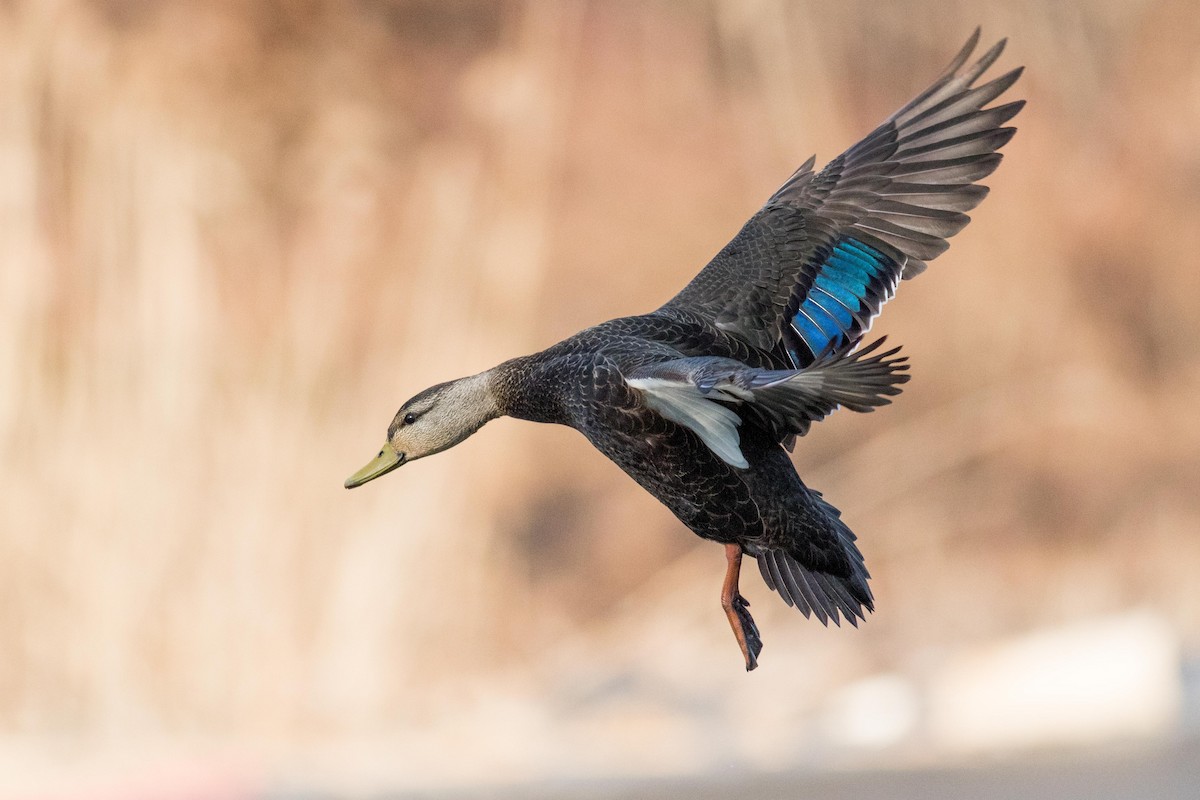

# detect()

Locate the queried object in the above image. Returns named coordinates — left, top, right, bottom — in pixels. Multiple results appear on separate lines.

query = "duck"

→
left=346, top=30, right=1023, bottom=671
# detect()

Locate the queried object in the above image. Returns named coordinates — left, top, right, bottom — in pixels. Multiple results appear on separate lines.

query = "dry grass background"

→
left=1, top=0, right=1199, bottom=794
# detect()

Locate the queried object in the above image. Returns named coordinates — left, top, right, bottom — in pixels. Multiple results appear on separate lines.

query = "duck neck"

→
left=449, top=370, right=504, bottom=433
left=488, top=354, right=566, bottom=424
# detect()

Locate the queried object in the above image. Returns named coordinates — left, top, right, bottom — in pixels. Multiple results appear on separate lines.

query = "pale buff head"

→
left=345, top=372, right=499, bottom=488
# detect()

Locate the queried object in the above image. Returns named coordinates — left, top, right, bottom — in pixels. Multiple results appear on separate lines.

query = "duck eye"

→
left=403, top=412, right=417, bottom=426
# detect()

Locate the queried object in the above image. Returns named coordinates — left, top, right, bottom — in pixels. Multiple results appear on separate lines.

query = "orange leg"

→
left=721, top=543, right=763, bottom=671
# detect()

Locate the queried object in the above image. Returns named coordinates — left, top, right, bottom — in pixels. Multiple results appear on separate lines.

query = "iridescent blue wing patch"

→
left=790, top=237, right=899, bottom=364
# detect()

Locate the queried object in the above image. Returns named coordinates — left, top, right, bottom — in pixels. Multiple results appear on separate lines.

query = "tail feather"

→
left=757, top=548, right=873, bottom=627
left=755, top=491, right=874, bottom=626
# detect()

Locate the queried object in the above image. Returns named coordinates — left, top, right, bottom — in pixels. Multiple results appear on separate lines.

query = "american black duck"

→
left=346, top=30, right=1023, bottom=670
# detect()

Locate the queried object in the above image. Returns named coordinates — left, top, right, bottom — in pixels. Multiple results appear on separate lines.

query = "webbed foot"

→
left=726, top=591, right=763, bottom=671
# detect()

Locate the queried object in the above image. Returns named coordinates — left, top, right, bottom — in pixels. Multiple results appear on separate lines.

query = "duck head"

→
left=344, top=372, right=500, bottom=488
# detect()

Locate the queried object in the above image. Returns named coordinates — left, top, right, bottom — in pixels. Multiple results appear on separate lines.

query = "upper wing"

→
left=663, top=29, right=1024, bottom=363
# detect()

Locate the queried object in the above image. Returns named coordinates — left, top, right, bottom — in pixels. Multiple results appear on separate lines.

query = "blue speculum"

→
left=792, top=237, right=893, bottom=359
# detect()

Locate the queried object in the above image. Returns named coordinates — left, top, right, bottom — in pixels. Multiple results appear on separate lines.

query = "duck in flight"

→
left=346, top=30, right=1023, bottom=670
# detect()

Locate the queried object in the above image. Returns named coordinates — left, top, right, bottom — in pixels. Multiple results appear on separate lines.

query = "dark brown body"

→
left=493, top=308, right=870, bottom=603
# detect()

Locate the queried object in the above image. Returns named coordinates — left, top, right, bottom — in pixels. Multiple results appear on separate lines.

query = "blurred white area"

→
left=0, top=611, right=1185, bottom=798
left=819, top=673, right=921, bottom=750
left=928, top=611, right=1182, bottom=753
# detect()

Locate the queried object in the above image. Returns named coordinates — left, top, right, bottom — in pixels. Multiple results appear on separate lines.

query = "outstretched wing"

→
left=626, top=338, right=909, bottom=467
left=664, top=29, right=1024, bottom=364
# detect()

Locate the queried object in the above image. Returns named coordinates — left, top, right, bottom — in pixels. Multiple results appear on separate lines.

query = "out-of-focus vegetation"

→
left=1, top=0, right=1198, bottom=794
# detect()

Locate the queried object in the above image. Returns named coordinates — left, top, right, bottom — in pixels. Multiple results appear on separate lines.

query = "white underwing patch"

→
left=627, top=376, right=749, bottom=469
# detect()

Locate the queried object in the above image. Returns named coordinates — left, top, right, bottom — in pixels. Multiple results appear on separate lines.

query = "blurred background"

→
left=2, top=0, right=1199, bottom=797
